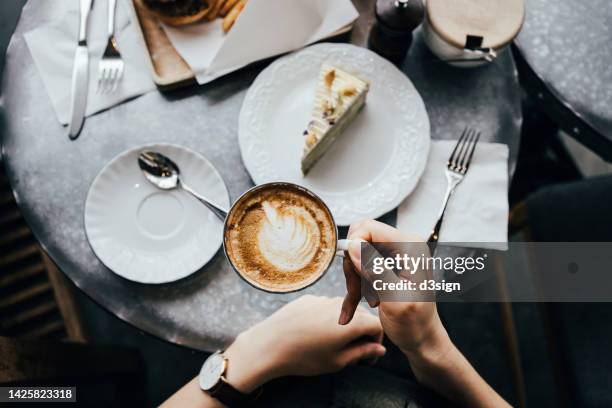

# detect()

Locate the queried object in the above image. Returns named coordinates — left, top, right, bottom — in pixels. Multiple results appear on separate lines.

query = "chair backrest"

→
left=525, top=175, right=612, bottom=241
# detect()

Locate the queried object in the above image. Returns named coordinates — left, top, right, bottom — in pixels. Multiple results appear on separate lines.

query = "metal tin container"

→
left=423, top=0, right=525, bottom=67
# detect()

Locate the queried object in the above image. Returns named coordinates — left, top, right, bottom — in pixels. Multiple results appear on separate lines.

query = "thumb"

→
left=338, top=342, right=386, bottom=367
left=348, top=239, right=363, bottom=274
left=348, top=239, right=388, bottom=286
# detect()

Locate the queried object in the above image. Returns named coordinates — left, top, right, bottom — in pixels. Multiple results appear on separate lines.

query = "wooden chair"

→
left=0, top=165, right=84, bottom=341
left=0, top=165, right=147, bottom=406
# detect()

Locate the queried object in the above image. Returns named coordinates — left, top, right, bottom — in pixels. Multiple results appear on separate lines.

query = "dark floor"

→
left=74, top=289, right=206, bottom=405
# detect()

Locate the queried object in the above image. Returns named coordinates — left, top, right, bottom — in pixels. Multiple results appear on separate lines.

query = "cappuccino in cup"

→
left=224, top=183, right=337, bottom=292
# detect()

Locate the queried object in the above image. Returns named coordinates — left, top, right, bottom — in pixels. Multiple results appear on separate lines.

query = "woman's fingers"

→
left=340, top=219, right=425, bottom=324
left=339, top=255, right=380, bottom=325
left=348, top=219, right=418, bottom=244
left=347, top=224, right=415, bottom=278
left=344, top=308, right=384, bottom=340
left=347, top=219, right=429, bottom=285
left=347, top=239, right=363, bottom=273
left=338, top=341, right=386, bottom=367
left=364, top=283, right=380, bottom=308
left=339, top=257, right=362, bottom=325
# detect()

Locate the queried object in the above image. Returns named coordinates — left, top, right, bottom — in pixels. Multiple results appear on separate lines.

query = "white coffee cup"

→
left=223, top=182, right=350, bottom=293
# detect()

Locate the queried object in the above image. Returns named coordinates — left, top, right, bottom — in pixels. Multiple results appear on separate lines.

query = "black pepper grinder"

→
left=368, top=0, right=425, bottom=65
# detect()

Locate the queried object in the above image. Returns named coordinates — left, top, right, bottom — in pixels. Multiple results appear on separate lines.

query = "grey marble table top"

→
left=515, top=0, right=612, bottom=153
left=1, top=0, right=521, bottom=351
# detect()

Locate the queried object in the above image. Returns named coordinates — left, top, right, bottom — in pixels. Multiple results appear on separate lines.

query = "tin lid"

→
left=426, top=0, right=525, bottom=50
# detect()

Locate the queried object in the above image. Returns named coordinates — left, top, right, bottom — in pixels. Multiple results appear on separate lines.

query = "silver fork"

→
left=428, top=127, right=481, bottom=243
left=98, top=0, right=124, bottom=93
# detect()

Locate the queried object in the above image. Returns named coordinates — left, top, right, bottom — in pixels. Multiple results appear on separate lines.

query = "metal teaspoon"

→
left=137, top=151, right=228, bottom=221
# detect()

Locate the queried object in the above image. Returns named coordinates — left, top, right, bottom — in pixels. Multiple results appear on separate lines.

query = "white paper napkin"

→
left=163, top=0, right=359, bottom=84
left=396, top=140, right=509, bottom=248
left=25, top=0, right=156, bottom=126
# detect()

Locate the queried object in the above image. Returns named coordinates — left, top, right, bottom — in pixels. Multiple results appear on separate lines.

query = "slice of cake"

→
left=301, top=64, right=369, bottom=176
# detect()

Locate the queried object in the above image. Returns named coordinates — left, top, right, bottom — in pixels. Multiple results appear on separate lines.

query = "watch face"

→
left=199, top=353, right=226, bottom=391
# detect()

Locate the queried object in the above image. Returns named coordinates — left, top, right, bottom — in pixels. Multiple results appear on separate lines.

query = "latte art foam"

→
left=224, top=185, right=336, bottom=292
left=258, top=201, right=320, bottom=272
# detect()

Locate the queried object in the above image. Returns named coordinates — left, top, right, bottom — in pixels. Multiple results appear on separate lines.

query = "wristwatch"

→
left=199, top=350, right=261, bottom=407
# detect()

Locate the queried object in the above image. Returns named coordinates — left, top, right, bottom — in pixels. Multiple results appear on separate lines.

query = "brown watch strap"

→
left=209, top=379, right=262, bottom=407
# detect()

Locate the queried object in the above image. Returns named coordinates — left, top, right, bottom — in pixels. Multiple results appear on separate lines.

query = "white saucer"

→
left=239, top=43, right=430, bottom=226
left=85, top=144, right=230, bottom=284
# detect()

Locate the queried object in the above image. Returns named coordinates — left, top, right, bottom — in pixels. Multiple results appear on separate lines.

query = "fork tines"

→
left=447, top=127, right=481, bottom=174
left=97, top=38, right=124, bottom=94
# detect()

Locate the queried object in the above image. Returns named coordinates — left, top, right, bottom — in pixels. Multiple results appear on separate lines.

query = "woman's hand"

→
left=338, top=219, right=449, bottom=359
left=224, top=295, right=386, bottom=393
left=163, top=295, right=385, bottom=408
left=338, top=220, right=511, bottom=408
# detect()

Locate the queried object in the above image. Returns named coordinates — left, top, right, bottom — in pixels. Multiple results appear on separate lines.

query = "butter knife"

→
left=68, top=0, right=94, bottom=140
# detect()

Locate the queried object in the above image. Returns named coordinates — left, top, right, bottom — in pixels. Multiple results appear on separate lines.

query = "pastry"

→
left=301, top=64, right=370, bottom=176
left=220, top=0, right=240, bottom=16
left=222, top=0, right=245, bottom=33
left=137, top=0, right=215, bottom=26
left=206, top=0, right=224, bottom=20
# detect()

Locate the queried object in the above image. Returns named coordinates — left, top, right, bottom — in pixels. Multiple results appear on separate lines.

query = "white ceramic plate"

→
left=85, top=144, right=230, bottom=284
left=239, top=43, right=430, bottom=226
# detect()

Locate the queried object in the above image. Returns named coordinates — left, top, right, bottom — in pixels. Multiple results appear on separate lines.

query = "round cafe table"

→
left=514, top=0, right=612, bottom=162
left=1, top=0, right=522, bottom=351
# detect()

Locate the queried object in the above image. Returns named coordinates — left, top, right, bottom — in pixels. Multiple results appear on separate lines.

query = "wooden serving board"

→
left=128, top=0, right=196, bottom=89
left=127, top=0, right=354, bottom=90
